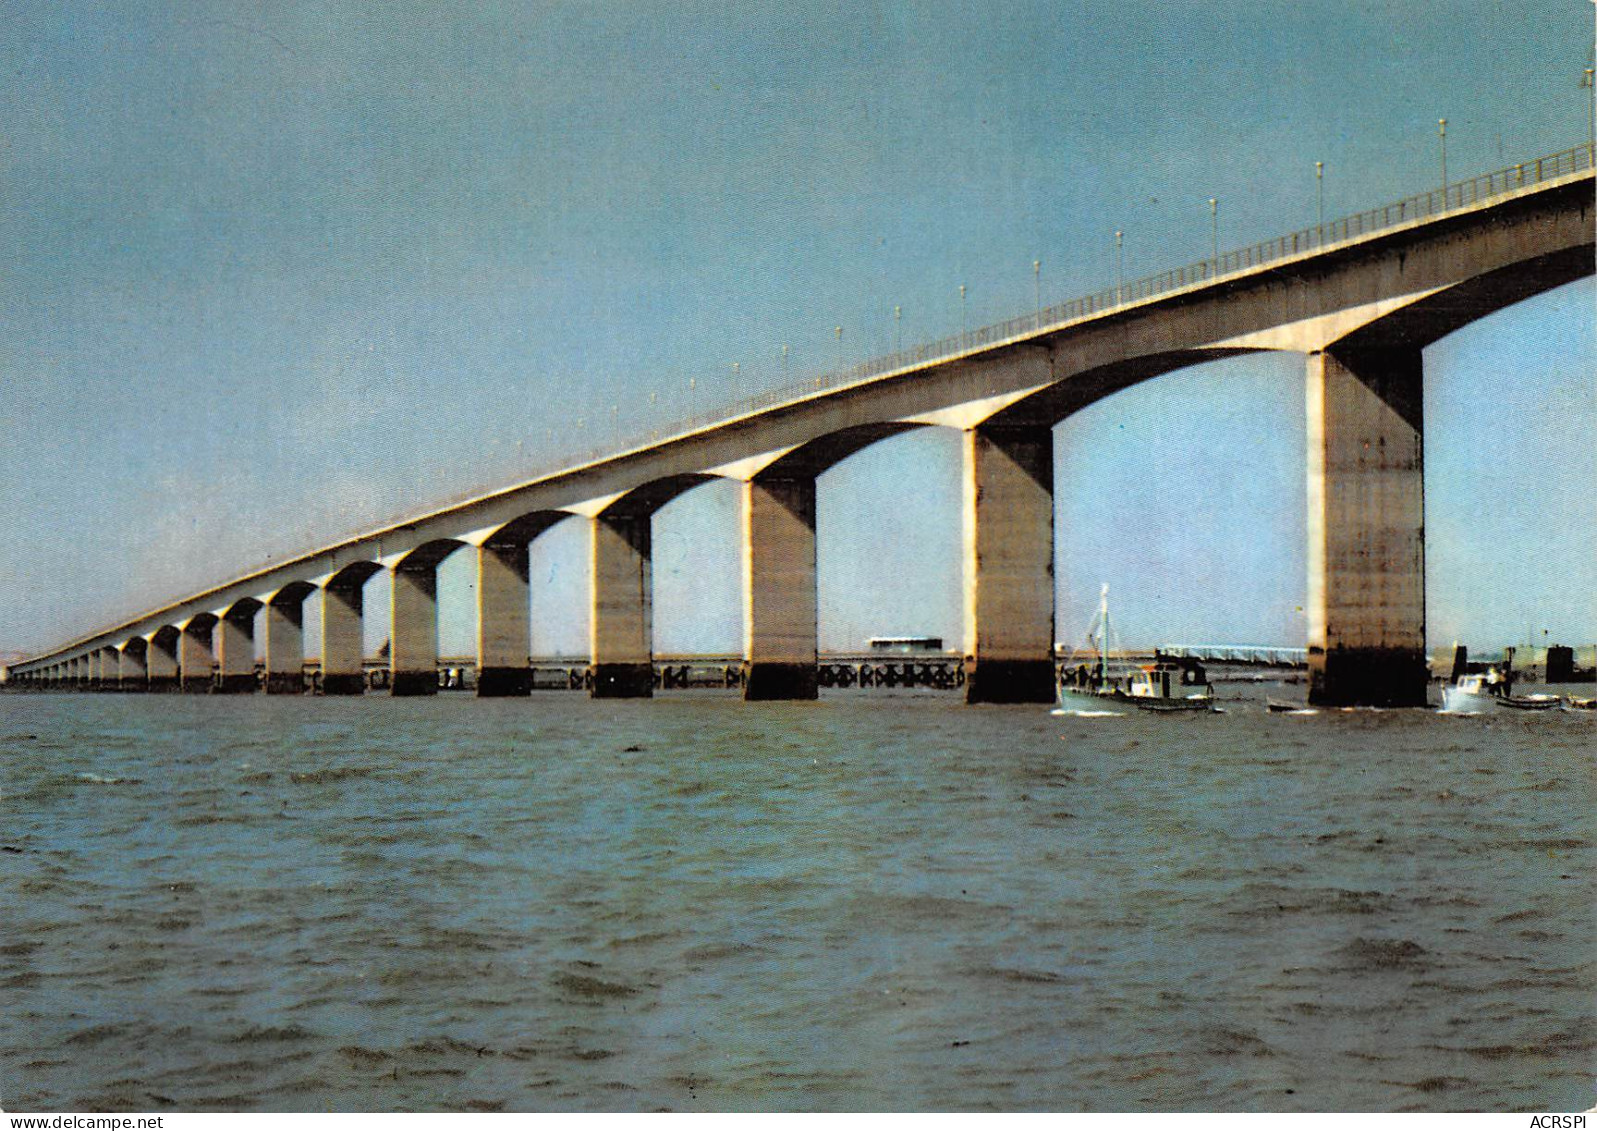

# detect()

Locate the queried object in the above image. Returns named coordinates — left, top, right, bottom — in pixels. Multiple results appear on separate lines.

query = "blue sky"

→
left=0, top=0, right=1592, bottom=661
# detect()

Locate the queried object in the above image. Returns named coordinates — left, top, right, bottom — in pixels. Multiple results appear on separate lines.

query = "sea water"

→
left=1, top=688, right=1592, bottom=1112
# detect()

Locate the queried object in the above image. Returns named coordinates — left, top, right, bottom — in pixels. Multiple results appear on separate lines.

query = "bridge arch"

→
left=752, top=422, right=930, bottom=482
left=979, top=348, right=1271, bottom=431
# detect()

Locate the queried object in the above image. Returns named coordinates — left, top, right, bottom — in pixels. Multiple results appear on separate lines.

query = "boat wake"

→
left=1050, top=708, right=1125, bottom=718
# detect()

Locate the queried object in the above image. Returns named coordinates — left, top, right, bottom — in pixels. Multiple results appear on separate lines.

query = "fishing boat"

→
left=1054, top=586, right=1218, bottom=714
left=1440, top=670, right=1561, bottom=713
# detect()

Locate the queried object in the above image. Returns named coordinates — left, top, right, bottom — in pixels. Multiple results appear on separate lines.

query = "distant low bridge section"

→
left=1157, top=645, right=1309, bottom=668
left=8, top=145, right=1593, bottom=706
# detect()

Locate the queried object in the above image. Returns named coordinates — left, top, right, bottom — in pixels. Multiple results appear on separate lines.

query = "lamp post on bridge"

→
left=1114, top=230, right=1123, bottom=302
left=894, top=305, right=901, bottom=352
left=959, top=284, right=967, bottom=343
left=1033, top=259, right=1041, bottom=329
left=1316, top=161, right=1325, bottom=244
left=1583, top=68, right=1595, bottom=157
left=1208, top=198, right=1218, bottom=270
left=1438, top=118, right=1448, bottom=208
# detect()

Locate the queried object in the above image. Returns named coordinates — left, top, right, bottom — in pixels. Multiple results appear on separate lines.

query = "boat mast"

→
left=1099, top=584, right=1110, bottom=688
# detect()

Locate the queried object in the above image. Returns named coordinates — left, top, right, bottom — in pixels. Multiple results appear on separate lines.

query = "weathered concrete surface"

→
left=321, top=570, right=371, bottom=696
left=148, top=628, right=180, bottom=692
left=264, top=584, right=312, bottom=694
left=179, top=618, right=216, bottom=693
left=590, top=512, right=654, bottom=698
left=118, top=639, right=148, bottom=691
left=217, top=601, right=260, bottom=694
left=963, top=424, right=1057, bottom=704
left=1305, top=345, right=1428, bottom=706
left=743, top=476, right=819, bottom=700
left=476, top=542, right=531, bottom=697
left=389, top=566, right=439, bottom=697
left=98, top=647, right=120, bottom=691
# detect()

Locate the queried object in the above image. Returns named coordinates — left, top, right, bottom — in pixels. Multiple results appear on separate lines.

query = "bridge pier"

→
left=390, top=563, right=440, bottom=696
left=477, top=541, right=532, bottom=697
left=1306, top=344, right=1428, bottom=707
left=217, top=604, right=259, bottom=693
left=179, top=619, right=216, bottom=693
left=321, top=579, right=368, bottom=695
left=99, top=647, right=121, bottom=691
left=264, top=589, right=308, bottom=694
left=963, top=424, right=1057, bottom=704
left=119, top=640, right=148, bottom=691
left=743, top=475, right=819, bottom=700
left=149, top=629, right=180, bottom=692
left=590, top=511, right=654, bottom=698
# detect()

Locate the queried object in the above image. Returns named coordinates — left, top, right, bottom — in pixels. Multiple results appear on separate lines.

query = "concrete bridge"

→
left=8, top=145, right=1593, bottom=706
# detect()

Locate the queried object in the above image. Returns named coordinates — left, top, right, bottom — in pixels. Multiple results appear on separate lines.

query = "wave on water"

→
left=2, top=690, right=1592, bottom=1112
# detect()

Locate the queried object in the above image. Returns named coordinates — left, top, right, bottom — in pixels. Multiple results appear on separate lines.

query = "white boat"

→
left=1055, top=586, right=1218, bottom=714
left=1441, top=670, right=1562, bottom=713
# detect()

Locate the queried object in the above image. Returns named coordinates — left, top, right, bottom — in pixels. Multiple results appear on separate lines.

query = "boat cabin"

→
left=1453, top=669, right=1510, bottom=697
left=1129, top=656, right=1211, bottom=700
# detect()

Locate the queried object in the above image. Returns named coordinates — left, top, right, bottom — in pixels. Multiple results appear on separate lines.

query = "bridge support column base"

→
left=215, top=674, right=257, bottom=694
left=477, top=667, right=532, bottom=697
left=1308, top=647, right=1429, bottom=708
left=744, top=662, right=818, bottom=701
left=118, top=682, right=147, bottom=694
left=966, top=659, right=1057, bottom=704
left=390, top=670, right=439, bottom=697
left=591, top=663, right=653, bottom=699
left=264, top=674, right=304, bottom=695
left=148, top=676, right=180, bottom=693
left=320, top=674, right=366, bottom=696
left=180, top=677, right=212, bottom=694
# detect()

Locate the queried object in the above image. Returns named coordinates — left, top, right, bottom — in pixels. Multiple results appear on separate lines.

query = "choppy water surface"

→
left=1, top=688, right=1592, bottom=1112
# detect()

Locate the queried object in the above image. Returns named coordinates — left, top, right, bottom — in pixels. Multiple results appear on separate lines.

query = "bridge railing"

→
left=62, top=141, right=1591, bottom=646
left=573, top=141, right=1594, bottom=468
